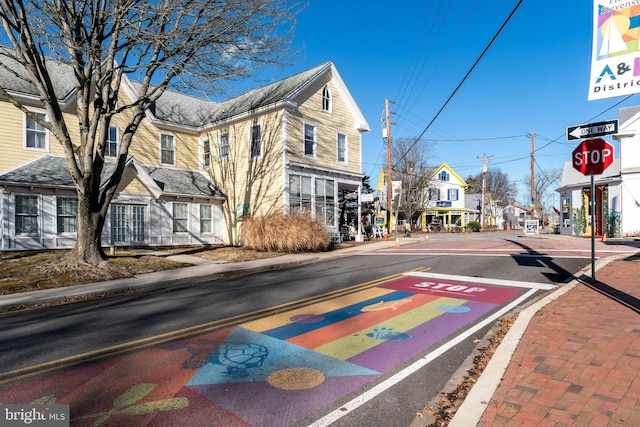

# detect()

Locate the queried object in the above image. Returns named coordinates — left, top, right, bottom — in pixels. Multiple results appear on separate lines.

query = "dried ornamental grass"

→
left=241, top=212, right=331, bottom=253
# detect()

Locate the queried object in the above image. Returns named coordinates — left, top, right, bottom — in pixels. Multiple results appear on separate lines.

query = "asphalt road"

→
left=2, top=234, right=631, bottom=426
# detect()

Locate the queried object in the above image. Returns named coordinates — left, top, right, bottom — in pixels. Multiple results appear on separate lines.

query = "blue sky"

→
left=269, top=0, right=637, bottom=205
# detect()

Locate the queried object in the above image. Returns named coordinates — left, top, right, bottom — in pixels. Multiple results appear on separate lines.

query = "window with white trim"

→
left=106, top=125, right=118, bottom=158
left=439, top=171, right=450, bottom=181
left=289, top=175, right=312, bottom=212
left=57, top=197, right=78, bottom=234
left=173, top=202, right=188, bottom=233
left=15, top=195, right=39, bottom=235
left=447, top=188, right=459, bottom=201
left=304, top=123, right=316, bottom=157
left=200, top=204, right=212, bottom=233
left=315, top=178, right=335, bottom=227
left=250, top=124, right=261, bottom=159
left=201, top=138, right=211, bottom=168
left=25, top=112, right=47, bottom=150
left=428, top=188, right=441, bottom=201
left=322, top=85, right=332, bottom=112
left=218, top=132, right=229, bottom=160
left=160, top=133, right=176, bottom=165
left=337, top=132, right=347, bottom=163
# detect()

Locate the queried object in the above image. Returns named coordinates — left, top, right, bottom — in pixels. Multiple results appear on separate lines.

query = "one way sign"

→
left=567, top=119, right=618, bottom=141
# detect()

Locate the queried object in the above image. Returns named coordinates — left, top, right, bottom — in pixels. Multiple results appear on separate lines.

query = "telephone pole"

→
left=530, top=132, right=535, bottom=219
left=478, top=153, right=493, bottom=229
left=384, top=98, right=395, bottom=236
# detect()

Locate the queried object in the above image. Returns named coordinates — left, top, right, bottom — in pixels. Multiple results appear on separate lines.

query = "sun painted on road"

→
left=0, top=273, right=533, bottom=427
left=267, top=367, right=326, bottom=390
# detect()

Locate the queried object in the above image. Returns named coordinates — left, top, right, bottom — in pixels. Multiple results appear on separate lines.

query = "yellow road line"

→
left=0, top=268, right=431, bottom=384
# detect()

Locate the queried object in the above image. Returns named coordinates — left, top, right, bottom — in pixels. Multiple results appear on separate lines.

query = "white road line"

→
left=384, top=247, right=637, bottom=254
left=403, top=271, right=556, bottom=290
left=362, top=252, right=593, bottom=259
left=376, top=247, right=637, bottom=253
left=308, top=287, right=540, bottom=427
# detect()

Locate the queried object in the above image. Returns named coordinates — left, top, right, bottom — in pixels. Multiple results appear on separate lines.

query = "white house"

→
left=556, top=105, right=640, bottom=237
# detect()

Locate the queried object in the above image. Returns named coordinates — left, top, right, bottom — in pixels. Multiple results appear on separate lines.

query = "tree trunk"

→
left=64, top=197, right=107, bottom=266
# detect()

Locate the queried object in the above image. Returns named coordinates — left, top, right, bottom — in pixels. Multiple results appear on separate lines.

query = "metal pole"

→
left=591, top=174, right=595, bottom=280
left=356, top=185, right=363, bottom=242
left=530, top=132, right=535, bottom=219
left=385, top=99, right=393, bottom=238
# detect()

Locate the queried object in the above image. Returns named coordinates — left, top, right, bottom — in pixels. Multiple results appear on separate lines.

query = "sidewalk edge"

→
left=447, top=254, right=624, bottom=427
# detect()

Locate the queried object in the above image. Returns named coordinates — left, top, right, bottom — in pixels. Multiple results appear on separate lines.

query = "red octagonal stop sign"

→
left=572, top=138, right=614, bottom=175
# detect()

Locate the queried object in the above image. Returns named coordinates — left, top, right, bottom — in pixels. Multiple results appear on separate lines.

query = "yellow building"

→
left=0, top=62, right=369, bottom=250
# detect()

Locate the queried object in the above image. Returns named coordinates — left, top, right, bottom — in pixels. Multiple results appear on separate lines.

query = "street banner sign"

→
left=589, top=2, right=640, bottom=100
left=567, top=119, right=618, bottom=140
left=572, top=138, right=614, bottom=175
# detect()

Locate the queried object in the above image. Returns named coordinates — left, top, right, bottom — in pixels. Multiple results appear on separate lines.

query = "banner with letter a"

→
left=589, top=2, right=640, bottom=100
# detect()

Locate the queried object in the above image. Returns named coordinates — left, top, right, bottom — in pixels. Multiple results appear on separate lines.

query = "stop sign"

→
left=572, top=138, right=614, bottom=175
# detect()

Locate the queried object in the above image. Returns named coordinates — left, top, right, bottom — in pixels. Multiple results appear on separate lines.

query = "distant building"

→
left=417, top=163, right=476, bottom=230
left=465, top=193, right=505, bottom=230
left=556, top=105, right=640, bottom=237
left=504, top=204, right=530, bottom=230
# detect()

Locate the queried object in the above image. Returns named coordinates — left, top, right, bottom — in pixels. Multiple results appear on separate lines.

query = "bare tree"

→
left=208, top=115, right=284, bottom=246
left=523, top=167, right=562, bottom=224
left=0, top=0, right=301, bottom=268
left=465, top=168, right=512, bottom=204
left=390, top=137, right=435, bottom=225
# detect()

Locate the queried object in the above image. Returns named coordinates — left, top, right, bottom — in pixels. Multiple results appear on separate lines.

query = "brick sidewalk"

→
left=478, top=254, right=640, bottom=426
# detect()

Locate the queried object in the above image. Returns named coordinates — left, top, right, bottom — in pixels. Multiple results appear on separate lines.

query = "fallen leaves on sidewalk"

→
left=424, top=316, right=516, bottom=426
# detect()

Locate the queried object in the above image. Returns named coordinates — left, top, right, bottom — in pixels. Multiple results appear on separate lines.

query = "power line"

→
left=393, top=0, right=525, bottom=168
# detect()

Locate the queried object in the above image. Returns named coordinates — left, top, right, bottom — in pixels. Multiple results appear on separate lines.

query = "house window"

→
left=304, top=123, right=316, bottom=157
left=289, top=175, right=312, bottom=212
left=160, top=133, right=176, bottom=165
left=15, top=195, right=39, bottom=235
left=218, top=132, right=229, bottom=160
left=106, top=125, right=118, bottom=158
left=428, top=188, right=441, bottom=201
left=439, top=171, right=450, bottom=181
left=250, top=124, right=261, bottom=159
left=448, top=188, right=459, bottom=201
left=337, top=133, right=347, bottom=163
left=315, top=178, right=335, bottom=227
left=201, top=138, right=211, bottom=168
left=25, top=112, right=47, bottom=150
left=173, top=202, right=188, bottom=233
left=200, top=204, right=212, bottom=234
left=322, top=85, right=331, bottom=112
left=57, top=197, right=78, bottom=234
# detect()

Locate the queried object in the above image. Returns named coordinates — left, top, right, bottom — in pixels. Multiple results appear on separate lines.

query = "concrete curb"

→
left=0, top=255, right=320, bottom=311
left=0, top=237, right=409, bottom=311
left=447, top=254, right=624, bottom=427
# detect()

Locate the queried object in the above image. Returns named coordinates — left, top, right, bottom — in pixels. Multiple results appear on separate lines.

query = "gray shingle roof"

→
left=131, top=62, right=332, bottom=127
left=143, top=166, right=225, bottom=197
left=0, top=155, right=76, bottom=187
left=0, top=155, right=225, bottom=199
left=212, top=62, right=331, bottom=122
left=0, top=47, right=332, bottom=129
left=0, top=49, right=76, bottom=101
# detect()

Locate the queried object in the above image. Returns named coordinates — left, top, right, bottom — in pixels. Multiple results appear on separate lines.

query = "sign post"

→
left=571, top=138, right=615, bottom=280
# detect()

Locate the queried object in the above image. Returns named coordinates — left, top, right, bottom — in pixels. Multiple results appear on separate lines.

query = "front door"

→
left=112, top=204, right=147, bottom=246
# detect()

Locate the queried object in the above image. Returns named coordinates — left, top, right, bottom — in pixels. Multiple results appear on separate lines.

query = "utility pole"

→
left=530, top=132, right=535, bottom=219
left=478, top=153, right=493, bottom=229
left=513, top=180, right=517, bottom=229
left=384, top=98, right=395, bottom=237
